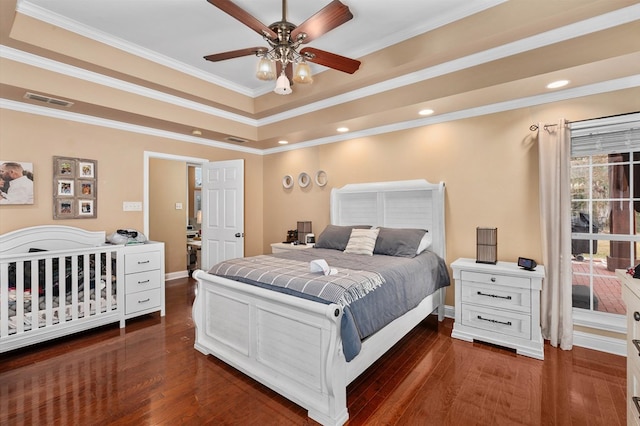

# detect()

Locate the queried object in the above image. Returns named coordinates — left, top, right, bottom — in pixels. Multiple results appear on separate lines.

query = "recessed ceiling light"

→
left=337, top=127, right=349, bottom=133
left=546, top=80, right=569, bottom=89
left=278, top=140, right=288, bottom=145
left=419, top=109, right=434, bottom=116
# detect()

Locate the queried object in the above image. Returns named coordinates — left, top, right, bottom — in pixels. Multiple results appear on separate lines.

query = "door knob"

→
left=235, top=232, right=244, bottom=238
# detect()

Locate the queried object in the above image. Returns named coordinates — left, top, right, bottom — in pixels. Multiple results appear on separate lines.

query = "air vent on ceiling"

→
left=24, top=92, right=74, bottom=108
left=225, top=136, right=248, bottom=144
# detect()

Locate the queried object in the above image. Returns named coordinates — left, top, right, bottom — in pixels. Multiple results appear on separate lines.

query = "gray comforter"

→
left=209, top=247, right=450, bottom=361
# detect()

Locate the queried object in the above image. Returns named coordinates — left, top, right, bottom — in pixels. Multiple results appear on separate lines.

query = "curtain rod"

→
left=529, top=123, right=558, bottom=131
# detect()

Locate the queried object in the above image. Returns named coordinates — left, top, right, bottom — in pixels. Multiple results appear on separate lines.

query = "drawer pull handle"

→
left=633, top=339, right=640, bottom=356
left=634, top=311, right=640, bottom=321
left=477, top=315, right=512, bottom=326
left=138, top=279, right=150, bottom=284
left=137, top=260, right=150, bottom=265
left=634, top=396, right=640, bottom=417
left=490, top=277, right=496, bottom=282
left=477, top=291, right=512, bottom=300
left=138, top=298, right=150, bottom=304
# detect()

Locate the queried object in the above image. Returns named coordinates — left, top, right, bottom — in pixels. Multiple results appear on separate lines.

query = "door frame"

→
left=143, top=151, right=208, bottom=238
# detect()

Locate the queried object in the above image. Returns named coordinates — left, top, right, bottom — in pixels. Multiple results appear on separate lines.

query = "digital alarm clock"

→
left=517, top=257, right=537, bottom=271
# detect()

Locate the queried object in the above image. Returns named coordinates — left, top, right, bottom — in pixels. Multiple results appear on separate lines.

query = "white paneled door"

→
left=201, top=159, right=244, bottom=270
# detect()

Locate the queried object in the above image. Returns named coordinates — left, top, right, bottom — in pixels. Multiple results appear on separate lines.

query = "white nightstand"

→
left=122, top=241, right=165, bottom=320
left=270, top=242, right=314, bottom=254
left=451, top=258, right=545, bottom=360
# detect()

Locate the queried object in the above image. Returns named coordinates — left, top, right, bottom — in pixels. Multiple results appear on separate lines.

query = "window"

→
left=570, top=112, right=640, bottom=331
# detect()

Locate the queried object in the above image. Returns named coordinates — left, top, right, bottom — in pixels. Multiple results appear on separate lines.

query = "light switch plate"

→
left=175, top=202, right=183, bottom=210
left=123, top=201, right=142, bottom=211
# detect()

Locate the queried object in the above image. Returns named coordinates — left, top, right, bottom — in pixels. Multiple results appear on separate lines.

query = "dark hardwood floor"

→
left=1, top=277, right=626, bottom=425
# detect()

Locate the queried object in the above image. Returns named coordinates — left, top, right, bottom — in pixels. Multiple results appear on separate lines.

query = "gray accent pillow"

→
left=373, top=227, right=427, bottom=258
left=314, top=224, right=371, bottom=251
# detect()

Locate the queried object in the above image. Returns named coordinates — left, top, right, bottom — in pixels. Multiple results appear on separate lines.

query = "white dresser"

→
left=122, top=242, right=165, bottom=320
left=620, top=269, right=640, bottom=426
left=270, top=242, right=313, bottom=253
left=451, top=258, right=545, bottom=360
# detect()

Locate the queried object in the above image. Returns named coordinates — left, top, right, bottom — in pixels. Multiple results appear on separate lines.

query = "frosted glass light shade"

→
left=274, top=73, right=292, bottom=95
left=293, top=61, right=313, bottom=84
left=255, top=57, right=275, bottom=81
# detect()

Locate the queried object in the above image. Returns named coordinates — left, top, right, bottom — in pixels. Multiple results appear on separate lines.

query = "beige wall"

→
left=0, top=110, right=265, bottom=272
left=263, top=88, right=640, bottom=309
left=1, top=87, right=638, bottom=319
left=149, top=158, right=187, bottom=274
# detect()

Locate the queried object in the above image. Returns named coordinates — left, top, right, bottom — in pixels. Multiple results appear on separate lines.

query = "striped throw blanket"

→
left=209, top=255, right=385, bottom=307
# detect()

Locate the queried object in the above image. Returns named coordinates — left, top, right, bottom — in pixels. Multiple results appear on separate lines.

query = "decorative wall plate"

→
left=282, top=175, right=294, bottom=189
left=298, top=172, right=310, bottom=188
left=315, top=170, right=327, bottom=187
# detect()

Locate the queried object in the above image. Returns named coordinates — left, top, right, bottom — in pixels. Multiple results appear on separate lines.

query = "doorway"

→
left=144, top=152, right=207, bottom=279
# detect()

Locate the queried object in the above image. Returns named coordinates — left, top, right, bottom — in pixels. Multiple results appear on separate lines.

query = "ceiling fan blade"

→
left=290, top=0, right=353, bottom=44
left=204, top=47, right=267, bottom=62
left=300, top=47, right=360, bottom=74
left=207, top=0, right=277, bottom=39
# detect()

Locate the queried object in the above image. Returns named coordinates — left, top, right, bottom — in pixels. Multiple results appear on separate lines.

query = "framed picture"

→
left=79, top=181, right=93, bottom=196
left=57, top=179, right=74, bottom=196
left=0, top=160, right=34, bottom=205
left=56, top=199, right=74, bottom=217
left=78, top=161, right=94, bottom=178
left=78, top=199, right=93, bottom=216
left=53, top=156, right=97, bottom=219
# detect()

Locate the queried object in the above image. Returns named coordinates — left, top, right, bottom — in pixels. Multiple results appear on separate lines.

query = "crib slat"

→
left=45, top=257, right=53, bottom=327
left=16, top=260, right=25, bottom=334
left=83, top=254, right=90, bottom=318
left=71, top=256, right=78, bottom=321
left=58, top=255, right=66, bottom=325
left=1, top=262, right=9, bottom=337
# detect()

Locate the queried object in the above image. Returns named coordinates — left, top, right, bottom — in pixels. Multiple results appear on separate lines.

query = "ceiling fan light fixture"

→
left=274, top=72, right=292, bottom=95
left=293, top=61, right=313, bottom=84
left=256, top=57, right=276, bottom=81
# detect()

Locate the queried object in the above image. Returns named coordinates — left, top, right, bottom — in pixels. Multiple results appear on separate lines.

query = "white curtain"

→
left=537, top=119, right=573, bottom=350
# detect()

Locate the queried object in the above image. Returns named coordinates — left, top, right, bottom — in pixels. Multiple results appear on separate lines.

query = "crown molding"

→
left=0, top=45, right=258, bottom=128
left=263, top=75, right=640, bottom=155
left=16, top=0, right=256, bottom=97
left=0, top=98, right=264, bottom=156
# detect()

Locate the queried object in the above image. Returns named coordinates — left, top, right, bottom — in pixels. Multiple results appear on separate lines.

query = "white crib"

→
left=0, top=226, right=124, bottom=353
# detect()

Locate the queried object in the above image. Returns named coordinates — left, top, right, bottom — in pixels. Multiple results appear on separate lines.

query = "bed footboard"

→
left=192, top=269, right=349, bottom=426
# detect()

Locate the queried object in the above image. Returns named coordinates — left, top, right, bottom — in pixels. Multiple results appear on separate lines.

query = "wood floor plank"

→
left=0, top=277, right=626, bottom=425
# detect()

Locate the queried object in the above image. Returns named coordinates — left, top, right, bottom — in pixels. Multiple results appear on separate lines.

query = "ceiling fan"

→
left=203, top=0, right=361, bottom=95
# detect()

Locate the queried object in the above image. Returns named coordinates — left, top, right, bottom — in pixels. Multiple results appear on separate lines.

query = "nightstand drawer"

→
left=461, top=281, right=531, bottom=313
left=461, top=270, right=531, bottom=290
left=125, top=270, right=161, bottom=294
left=125, top=289, right=161, bottom=315
left=460, top=303, right=531, bottom=340
left=125, top=250, right=162, bottom=274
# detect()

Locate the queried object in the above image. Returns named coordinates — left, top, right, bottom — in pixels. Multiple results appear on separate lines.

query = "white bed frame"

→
left=192, top=179, right=447, bottom=426
left=0, top=226, right=125, bottom=353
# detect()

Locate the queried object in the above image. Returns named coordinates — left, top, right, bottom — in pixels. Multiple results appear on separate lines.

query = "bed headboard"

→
left=0, top=225, right=107, bottom=255
left=330, top=179, right=446, bottom=259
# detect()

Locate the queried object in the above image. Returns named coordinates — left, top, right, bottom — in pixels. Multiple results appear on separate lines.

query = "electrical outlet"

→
left=123, top=201, right=142, bottom=211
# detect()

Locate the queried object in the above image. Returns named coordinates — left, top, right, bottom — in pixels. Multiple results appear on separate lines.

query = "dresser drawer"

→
left=125, top=270, right=161, bottom=294
left=461, top=270, right=531, bottom=290
left=460, top=303, right=531, bottom=340
left=629, top=357, right=640, bottom=426
left=125, top=250, right=162, bottom=274
left=125, top=289, right=161, bottom=315
left=461, top=281, right=531, bottom=313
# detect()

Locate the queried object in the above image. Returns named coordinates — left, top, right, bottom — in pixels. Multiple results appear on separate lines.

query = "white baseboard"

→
left=166, top=270, right=189, bottom=281
left=572, top=330, right=626, bottom=357
left=445, top=305, right=625, bottom=357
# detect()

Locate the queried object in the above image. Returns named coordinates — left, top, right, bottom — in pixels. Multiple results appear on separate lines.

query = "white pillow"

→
left=344, top=228, right=380, bottom=256
left=416, top=231, right=433, bottom=255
